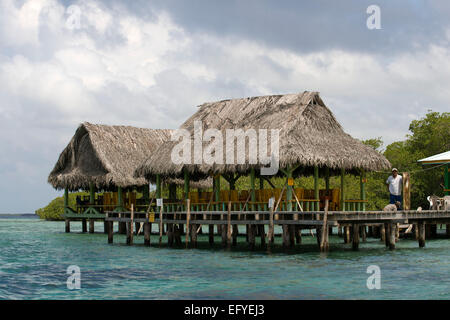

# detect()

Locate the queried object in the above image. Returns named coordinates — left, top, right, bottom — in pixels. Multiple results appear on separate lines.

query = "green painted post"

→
left=89, top=182, right=95, bottom=205
left=445, top=164, right=449, bottom=196
left=250, top=168, right=256, bottom=210
left=286, top=168, right=293, bottom=212
left=64, top=188, right=69, bottom=208
left=214, top=174, right=220, bottom=210
left=117, top=186, right=123, bottom=208
left=183, top=170, right=189, bottom=200
left=314, top=166, right=319, bottom=211
left=340, top=168, right=345, bottom=211
left=156, top=174, right=162, bottom=199
left=360, top=170, right=366, bottom=211
left=325, top=167, right=330, bottom=196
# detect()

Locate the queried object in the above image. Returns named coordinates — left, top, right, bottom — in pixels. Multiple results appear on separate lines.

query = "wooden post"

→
left=65, top=219, right=70, bottom=233
left=380, top=224, right=386, bottom=243
left=144, top=218, right=150, bottom=246
left=227, top=201, right=232, bottom=247
left=344, top=226, right=351, bottom=244
left=314, top=166, right=319, bottom=211
left=119, top=221, right=126, bottom=234
left=185, top=199, right=190, bottom=248
left=64, top=188, right=69, bottom=209
left=403, top=172, right=410, bottom=210
left=117, top=186, right=123, bottom=209
left=388, top=223, right=396, bottom=250
left=89, top=219, right=94, bottom=233
left=446, top=224, right=450, bottom=239
left=89, top=182, right=95, bottom=205
left=248, top=224, right=255, bottom=250
left=352, top=224, right=360, bottom=250
left=325, top=167, right=330, bottom=197
left=108, top=221, right=113, bottom=243
left=127, top=205, right=134, bottom=245
left=418, top=221, right=425, bottom=247
left=268, top=200, right=275, bottom=248
left=159, top=203, right=163, bottom=246
left=361, top=225, right=367, bottom=242
left=320, top=200, right=329, bottom=252
left=82, top=219, right=87, bottom=233
left=214, top=174, right=221, bottom=237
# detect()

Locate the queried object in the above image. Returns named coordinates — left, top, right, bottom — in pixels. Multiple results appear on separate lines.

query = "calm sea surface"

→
left=1, top=217, right=449, bottom=300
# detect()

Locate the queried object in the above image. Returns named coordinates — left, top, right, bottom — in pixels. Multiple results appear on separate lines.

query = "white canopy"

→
left=418, top=151, right=450, bottom=164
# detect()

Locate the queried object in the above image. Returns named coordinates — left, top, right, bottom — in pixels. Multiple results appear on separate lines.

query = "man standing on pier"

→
left=386, top=168, right=403, bottom=209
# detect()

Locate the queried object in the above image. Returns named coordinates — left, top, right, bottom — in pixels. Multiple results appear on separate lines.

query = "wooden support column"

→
left=284, top=167, right=294, bottom=248
left=352, top=224, right=360, bottom=251
left=214, top=174, right=221, bottom=240
left=344, top=226, right=351, bottom=244
left=248, top=224, right=256, bottom=250
left=388, top=223, right=396, bottom=250
left=380, top=224, right=386, bottom=243
left=403, top=172, right=410, bottom=210
left=144, top=221, right=151, bottom=246
left=384, top=223, right=390, bottom=247
left=64, top=188, right=69, bottom=209
left=65, top=219, right=70, bottom=233
left=418, top=221, right=426, bottom=247
left=314, top=166, right=319, bottom=211
left=118, top=221, right=126, bottom=234
left=82, top=219, right=87, bottom=233
left=107, top=221, right=113, bottom=243
left=89, top=182, right=95, bottom=205
left=117, top=186, right=123, bottom=209
left=89, top=219, right=94, bottom=233
left=361, top=225, right=367, bottom=242
left=446, top=224, right=450, bottom=239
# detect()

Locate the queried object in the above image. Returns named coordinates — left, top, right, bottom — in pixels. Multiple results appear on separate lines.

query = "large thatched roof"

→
left=136, top=91, right=390, bottom=179
left=48, top=123, right=172, bottom=191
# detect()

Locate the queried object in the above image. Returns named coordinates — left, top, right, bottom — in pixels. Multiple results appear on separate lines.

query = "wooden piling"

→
left=107, top=221, right=113, bottom=244
left=144, top=221, right=151, bottom=246
left=232, top=225, right=238, bottom=246
left=185, top=199, right=191, bottom=248
left=227, top=202, right=232, bottom=247
left=447, top=224, right=450, bottom=238
left=127, top=205, right=134, bottom=245
left=119, top=221, right=126, bottom=234
left=361, top=225, right=367, bottom=242
left=104, top=221, right=108, bottom=234
left=82, top=219, right=87, bottom=233
left=384, top=223, right=390, bottom=247
left=388, top=223, right=396, bottom=250
left=320, top=200, right=329, bottom=252
left=89, top=219, right=94, bottom=233
left=344, top=226, right=351, bottom=244
left=418, top=221, right=426, bottom=248
left=295, top=226, right=302, bottom=244
left=259, top=225, right=266, bottom=248
left=380, top=224, right=386, bottom=242
left=65, top=219, right=70, bottom=233
left=352, top=224, right=360, bottom=251
left=159, top=204, right=163, bottom=246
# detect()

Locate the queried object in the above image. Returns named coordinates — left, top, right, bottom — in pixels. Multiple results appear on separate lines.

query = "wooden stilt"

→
left=190, top=224, right=198, bottom=248
left=107, top=221, right=113, bottom=244
left=384, top=223, right=390, bottom=247
left=259, top=225, right=266, bottom=248
left=380, top=224, right=386, bottom=242
left=282, top=225, right=290, bottom=248
left=232, top=225, right=238, bottom=246
left=395, top=223, right=400, bottom=242
left=174, top=224, right=182, bottom=246
left=361, top=225, right=367, bottom=242
left=65, top=219, right=70, bottom=233
left=352, top=224, right=360, bottom=251
left=209, top=225, right=214, bottom=245
left=320, top=200, right=329, bottom=252
left=89, top=219, right=94, bottom=233
left=288, top=225, right=295, bottom=247
left=227, top=202, right=232, bottom=247
left=418, top=221, right=426, bottom=248
left=82, top=219, right=87, bottom=233
left=185, top=199, right=190, bottom=248
left=104, top=221, right=108, bottom=234
left=144, top=222, right=151, bottom=246
left=221, top=222, right=227, bottom=247
left=119, top=222, right=126, bottom=234
left=344, top=226, right=351, bottom=243
left=295, top=226, right=302, bottom=244
left=338, top=226, right=343, bottom=237
left=389, top=223, right=396, bottom=250
left=167, top=224, right=174, bottom=247
left=248, top=225, right=256, bottom=250
left=446, top=224, right=450, bottom=238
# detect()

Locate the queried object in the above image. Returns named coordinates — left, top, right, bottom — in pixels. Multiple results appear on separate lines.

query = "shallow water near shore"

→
left=1, top=217, right=449, bottom=300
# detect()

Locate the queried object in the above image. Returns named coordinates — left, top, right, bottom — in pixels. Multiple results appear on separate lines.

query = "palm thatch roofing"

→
left=48, top=123, right=173, bottom=191
left=136, top=91, right=390, bottom=180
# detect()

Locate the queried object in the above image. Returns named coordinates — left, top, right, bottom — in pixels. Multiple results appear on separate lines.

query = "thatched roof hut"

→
left=48, top=123, right=172, bottom=191
left=136, top=91, right=390, bottom=180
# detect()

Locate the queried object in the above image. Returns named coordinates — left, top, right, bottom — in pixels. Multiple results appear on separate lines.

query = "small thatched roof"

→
left=48, top=123, right=172, bottom=191
left=136, top=91, right=390, bottom=179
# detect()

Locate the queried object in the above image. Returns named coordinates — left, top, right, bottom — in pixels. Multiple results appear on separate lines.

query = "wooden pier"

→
left=76, top=201, right=450, bottom=251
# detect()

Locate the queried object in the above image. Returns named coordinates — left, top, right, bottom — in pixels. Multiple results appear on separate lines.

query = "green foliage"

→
left=35, top=192, right=88, bottom=220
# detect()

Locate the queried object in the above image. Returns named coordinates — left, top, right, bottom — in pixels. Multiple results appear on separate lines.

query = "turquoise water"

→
left=1, top=217, right=449, bottom=300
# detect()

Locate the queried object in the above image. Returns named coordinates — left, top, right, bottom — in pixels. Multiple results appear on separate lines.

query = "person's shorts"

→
left=389, top=194, right=402, bottom=208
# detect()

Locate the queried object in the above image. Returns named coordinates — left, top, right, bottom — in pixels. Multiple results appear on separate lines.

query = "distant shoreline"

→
left=0, top=213, right=38, bottom=217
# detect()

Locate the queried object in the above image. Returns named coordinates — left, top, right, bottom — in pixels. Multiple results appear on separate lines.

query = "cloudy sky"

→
left=1, top=0, right=449, bottom=213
